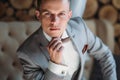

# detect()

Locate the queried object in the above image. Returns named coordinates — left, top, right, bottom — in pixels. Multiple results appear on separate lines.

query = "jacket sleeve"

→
left=17, top=52, right=69, bottom=80
left=82, top=19, right=117, bottom=80
left=70, top=0, right=87, bottom=18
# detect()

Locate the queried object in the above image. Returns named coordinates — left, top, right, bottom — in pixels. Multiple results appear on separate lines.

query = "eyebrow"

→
left=40, top=9, right=51, bottom=13
left=40, top=9, right=68, bottom=14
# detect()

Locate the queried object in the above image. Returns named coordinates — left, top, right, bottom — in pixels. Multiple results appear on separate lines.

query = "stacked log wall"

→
left=0, top=0, right=120, bottom=54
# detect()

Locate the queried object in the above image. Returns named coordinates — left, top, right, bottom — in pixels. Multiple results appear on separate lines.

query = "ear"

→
left=35, top=10, right=41, bottom=20
left=68, top=10, right=72, bottom=19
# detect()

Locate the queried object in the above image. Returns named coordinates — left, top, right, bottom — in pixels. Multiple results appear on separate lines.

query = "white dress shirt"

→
left=43, top=31, right=80, bottom=78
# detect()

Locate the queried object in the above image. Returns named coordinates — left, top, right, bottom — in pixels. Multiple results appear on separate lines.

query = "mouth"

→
left=50, top=28, right=60, bottom=30
left=49, top=26, right=60, bottom=31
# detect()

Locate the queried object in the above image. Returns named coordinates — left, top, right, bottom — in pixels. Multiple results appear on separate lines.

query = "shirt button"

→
left=61, top=71, right=65, bottom=74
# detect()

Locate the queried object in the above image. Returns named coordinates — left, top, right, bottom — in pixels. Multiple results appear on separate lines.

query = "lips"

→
left=49, top=26, right=60, bottom=31
left=50, top=28, right=60, bottom=30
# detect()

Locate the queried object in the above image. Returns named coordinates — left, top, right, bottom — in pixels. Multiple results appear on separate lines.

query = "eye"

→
left=58, top=13, right=66, bottom=18
left=42, top=12, right=51, bottom=18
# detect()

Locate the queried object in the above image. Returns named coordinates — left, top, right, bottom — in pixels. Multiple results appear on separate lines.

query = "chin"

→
left=51, top=35, right=60, bottom=38
left=50, top=34, right=61, bottom=38
left=48, top=32, right=62, bottom=37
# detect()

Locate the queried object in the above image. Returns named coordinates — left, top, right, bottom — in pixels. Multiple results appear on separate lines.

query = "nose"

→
left=50, top=14, right=59, bottom=24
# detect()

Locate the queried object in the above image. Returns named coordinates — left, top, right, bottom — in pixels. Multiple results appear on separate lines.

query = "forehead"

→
left=40, top=0, right=70, bottom=12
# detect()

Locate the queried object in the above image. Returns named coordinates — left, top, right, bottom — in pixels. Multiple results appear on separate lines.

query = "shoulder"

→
left=68, top=17, right=87, bottom=33
left=17, top=28, right=41, bottom=52
left=69, top=17, right=86, bottom=28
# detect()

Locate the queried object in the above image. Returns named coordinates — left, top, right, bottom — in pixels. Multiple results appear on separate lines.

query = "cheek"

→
left=59, top=20, right=68, bottom=29
left=61, top=25, right=67, bottom=32
left=62, top=21, right=68, bottom=28
left=60, top=19, right=68, bottom=25
left=41, top=21, right=48, bottom=30
left=41, top=19, right=50, bottom=26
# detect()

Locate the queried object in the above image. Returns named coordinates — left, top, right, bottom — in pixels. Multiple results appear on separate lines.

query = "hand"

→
left=47, top=37, right=64, bottom=64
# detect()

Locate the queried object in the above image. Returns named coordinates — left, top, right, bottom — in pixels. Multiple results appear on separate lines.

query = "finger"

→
left=47, top=46, right=52, bottom=56
left=49, top=41, right=62, bottom=53
left=52, top=40, right=62, bottom=50
left=48, top=40, right=57, bottom=48
left=48, top=38, right=61, bottom=48
left=57, top=46, right=64, bottom=52
left=48, top=37, right=61, bottom=47
left=53, top=42, right=63, bottom=52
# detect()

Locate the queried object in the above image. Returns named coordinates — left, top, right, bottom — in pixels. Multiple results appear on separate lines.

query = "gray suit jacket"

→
left=17, top=17, right=117, bottom=80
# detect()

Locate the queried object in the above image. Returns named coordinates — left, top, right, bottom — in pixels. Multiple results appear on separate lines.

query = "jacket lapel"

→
left=67, top=20, right=86, bottom=80
left=24, top=27, right=50, bottom=72
left=38, top=27, right=50, bottom=60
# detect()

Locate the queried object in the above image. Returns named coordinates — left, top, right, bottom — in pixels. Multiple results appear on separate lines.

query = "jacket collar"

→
left=38, top=25, right=75, bottom=47
left=37, top=25, right=76, bottom=60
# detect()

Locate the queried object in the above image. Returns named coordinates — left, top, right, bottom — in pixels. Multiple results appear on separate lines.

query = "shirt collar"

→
left=43, top=31, right=69, bottom=41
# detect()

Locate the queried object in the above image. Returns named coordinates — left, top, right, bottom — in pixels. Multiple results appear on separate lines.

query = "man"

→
left=17, top=0, right=117, bottom=80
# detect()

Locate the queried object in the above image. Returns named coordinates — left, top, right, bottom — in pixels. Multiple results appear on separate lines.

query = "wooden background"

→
left=0, top=0, right=120, bottom=55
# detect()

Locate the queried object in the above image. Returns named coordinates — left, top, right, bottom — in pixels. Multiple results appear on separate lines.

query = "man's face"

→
left=36, top=0, right=72, bottom=37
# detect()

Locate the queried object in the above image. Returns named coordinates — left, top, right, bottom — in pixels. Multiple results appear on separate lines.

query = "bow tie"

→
left=61, top=37, right=70, bottom=43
